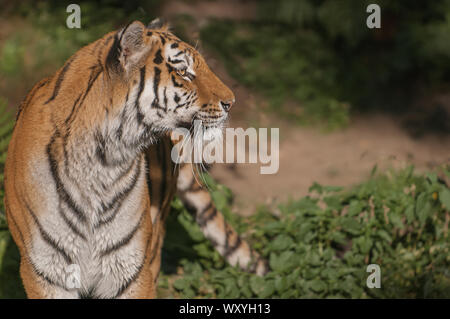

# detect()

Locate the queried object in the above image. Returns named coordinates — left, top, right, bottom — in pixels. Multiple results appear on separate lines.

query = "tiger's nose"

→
left=220, top=99, right=235, bottom=112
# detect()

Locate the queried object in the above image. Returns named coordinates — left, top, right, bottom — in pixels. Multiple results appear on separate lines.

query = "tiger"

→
left=3, top=19, right=268, bottom=299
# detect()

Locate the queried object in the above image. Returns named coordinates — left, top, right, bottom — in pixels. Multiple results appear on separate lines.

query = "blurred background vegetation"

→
left=0, top=0, right=449, bottom=298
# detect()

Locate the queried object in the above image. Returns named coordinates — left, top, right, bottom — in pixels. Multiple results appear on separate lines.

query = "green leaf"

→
left=269, top=234, right=294, bottom=251
left=405, top=205, right=415, bottom=224
left=308, top=182, right=323, bottom=194
left=269, top=251, right=297, bottom=273
left=357, top=236, right=373, bottom=254
left=249, top=275, right=265, bottom=295
left=377, top=230, right=392, bottom=243
left=307, top=279, right=327, bottom=293
left=275, top=276, right=288, bottom=293
left=415, top=192, right=432, bottom=224
left=340, top=217, right=362, bottom=235
left=173, top=278, right=188, bottom=291
left=259, top=280, right=276, bottom=298
left=439, top=187, right=450, bottom=210
left=329, top=231, right=347, bottom=245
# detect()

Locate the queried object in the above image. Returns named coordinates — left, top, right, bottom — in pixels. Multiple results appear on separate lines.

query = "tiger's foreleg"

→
left=176, top=164, right=269, bottom=276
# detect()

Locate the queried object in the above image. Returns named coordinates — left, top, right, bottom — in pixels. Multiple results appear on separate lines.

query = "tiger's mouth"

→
left=177, top=112, right=227, bottom=131
left=198, top=113, right=228, bottom=129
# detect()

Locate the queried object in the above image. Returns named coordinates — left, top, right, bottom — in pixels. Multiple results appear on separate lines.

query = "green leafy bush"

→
left=0, top=98, right=14, bottom=226
left=0, top=98, right=25, bottom=299
left=160, top=167, right=450, bottom=298
left=200, top=20, right=350, bottom=129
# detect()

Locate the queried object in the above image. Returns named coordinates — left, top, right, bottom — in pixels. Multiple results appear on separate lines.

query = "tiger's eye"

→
left=177, top=69, right=186, bottom=76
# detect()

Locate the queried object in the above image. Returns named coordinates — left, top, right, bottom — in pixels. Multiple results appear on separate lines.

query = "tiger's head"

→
left=106, top=20, right=234, bottom=143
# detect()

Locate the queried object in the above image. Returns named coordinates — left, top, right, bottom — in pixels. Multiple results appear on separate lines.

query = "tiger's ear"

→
left=108, top=21, right=149, bottom=75
left=147, top=17, right=170, bottom=31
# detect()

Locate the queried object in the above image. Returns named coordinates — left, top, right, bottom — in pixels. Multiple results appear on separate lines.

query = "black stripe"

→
left=197, top=203, right=218, bottom=227
left=171, top=75, right=183, bottom=88
left=223, top=225, right=231, bottom=256
left=168, top=58, right=183, bottom=64
left=100, top=210, right=145, bottom=257
left=106, top=32, right=121, bottom=74
left=135, top=67, right=146, bottom=124
left=153, top=49, right=163, bottom=64
left=152, top=67, right=161, bottom=105
left=24, top=200, right=73, bottom=264
left=94, top=158, right=142, bottom=228
left=95, top=130, right=108, bottom=166
left=112, top=157, right=138, bottom=186
left=105, top=22, right=133, bottom=74
left=166, top=63, right=174, bottom=73
left=65, top=66, right=103, bottom=128
left=30, top=259, right=64, bottom=288
left=113, top=232, right=151, bottom=298
left=58, top=203, right=87, bottom=241
left=223, top=235, right=242, bottom=259
left=115, top=92, right=128, bottom=140
left=64, top=93, right=82, bottom=125
left=16, top=78, right=50, bottom=121
left=145, top=153, right=153, bottom=200
left=196, top=201, right=213, bottom=217
left=45, top=55, right=76, bottom=104
left=99, top=156, right=142, bottom=215
left=47, top=133, right=88, bottom=224
left=8, top=185, right=65, bottom=288
left=163, top=87, right=168, bottom=112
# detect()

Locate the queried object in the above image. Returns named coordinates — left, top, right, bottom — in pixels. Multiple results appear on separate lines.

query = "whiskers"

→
left=191, top=120, right=213, bottom=192
left=171, top=118, right=217, bottom=192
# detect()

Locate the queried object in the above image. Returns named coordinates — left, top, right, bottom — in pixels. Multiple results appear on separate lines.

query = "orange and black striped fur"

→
left=4, top=20, right=267, bottom=299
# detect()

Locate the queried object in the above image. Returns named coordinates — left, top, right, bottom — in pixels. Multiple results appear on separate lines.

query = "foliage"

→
left=160, top=167, right=450, bottom=298
left=200, top=0, right=450, bottom=128
left=0, top=98, right=25, bottom=299
left=0, top=98, right=14, bottom=227
left=200, top=20, right=350, bottom=129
